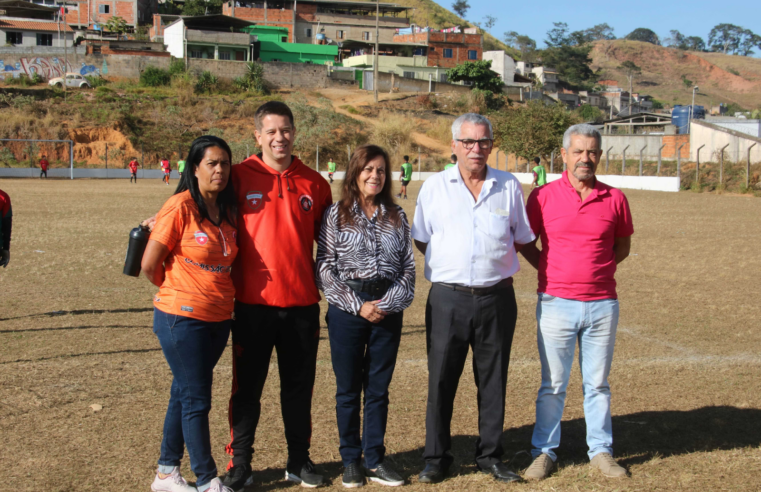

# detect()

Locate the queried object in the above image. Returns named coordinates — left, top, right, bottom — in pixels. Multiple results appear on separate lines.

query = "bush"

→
left=168, top=59, right=186, bottom=76
left=416, top=94, right=438, bottom=109
left=140, top=67, right=172, bottom=87
left=233, top=61, right=266, bottom=94
left=195, top=71, right=218, bottom=94
left=86, top=75, right=108, bottom=87
left=6, top=73, right=42, bottom=87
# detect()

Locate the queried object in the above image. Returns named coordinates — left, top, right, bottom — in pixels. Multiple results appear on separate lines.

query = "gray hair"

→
left=562, top=124, right=601, bottom=150
left=451, top=113, right=493, bottom=140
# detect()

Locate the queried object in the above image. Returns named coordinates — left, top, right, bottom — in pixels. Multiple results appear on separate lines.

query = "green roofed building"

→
left=241, top=25, right=338, bottom=65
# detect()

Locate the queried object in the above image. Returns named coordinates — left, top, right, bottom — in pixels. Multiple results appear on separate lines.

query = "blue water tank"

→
left=315, top=33, right=326, bottom=40
left=672, top=105, right=705, bottom=134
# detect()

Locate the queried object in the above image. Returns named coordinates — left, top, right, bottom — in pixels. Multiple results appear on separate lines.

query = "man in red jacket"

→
left=223, top=102, right=333, bottom=491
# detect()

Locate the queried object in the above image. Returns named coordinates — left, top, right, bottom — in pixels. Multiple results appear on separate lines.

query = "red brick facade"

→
left=222, top=4, right=294, bottom=41
left=62, top=0, right=156, bottom=29
left=662, top=134, right=690, bottom=159
left=393, top=32, right=482, bottom=68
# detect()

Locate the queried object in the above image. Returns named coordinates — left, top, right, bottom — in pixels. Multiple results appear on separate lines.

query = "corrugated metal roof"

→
left=0, top=18, right=73, bottom=32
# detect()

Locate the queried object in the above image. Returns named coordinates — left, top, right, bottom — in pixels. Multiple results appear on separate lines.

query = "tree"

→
left=451, top=0, right=470, bottom=18
left=664, top=30, right=685, bottom=48
left=665, top=30, right=706, bottom=51
left=446, top=61, right=504, bottom=93
left=684, top=36, right=706, bottom=51
left=586, top=23, right=616, bottom=41
left=540, top=45, right=598, bottom=88
left=708, top=23, right=743, bottom=54
left=491, top=101, right=578, bottom=161
left=182, top=0, right=223, bottom=16
left=575, top=104, right=604, bottom=123
left=103, top=16, right=128, bottom=37
left=545, top=22, right=570, bottom=47
left=504, top=31, right=537, bottom=61
left=618, top=60, right=641, bottom=100
left=738, top=30, right=761, bottom=56
left=625, top=28, right=660, bottom=45
left=483, top=15, right=497, bottom=34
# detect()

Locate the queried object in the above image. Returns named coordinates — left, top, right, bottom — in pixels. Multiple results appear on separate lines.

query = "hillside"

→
left=591, top=39, right=761, bottom=110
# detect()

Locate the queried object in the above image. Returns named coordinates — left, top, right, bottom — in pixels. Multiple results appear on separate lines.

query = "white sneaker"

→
left=151, top=467, right=197, bottom=492
left=206, top=477, right=234, bottom=492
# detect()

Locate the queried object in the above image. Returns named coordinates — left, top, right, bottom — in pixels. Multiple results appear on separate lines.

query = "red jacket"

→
left=231, top=155, right=332, bottom=307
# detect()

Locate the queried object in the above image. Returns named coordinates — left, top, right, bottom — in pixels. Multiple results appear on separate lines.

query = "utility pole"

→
left=373, top=0, right=379, bottom=103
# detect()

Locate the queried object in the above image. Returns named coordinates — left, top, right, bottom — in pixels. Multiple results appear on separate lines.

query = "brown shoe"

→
left=590, top=452, right=628, bottom=478
left=524, top=454, right=554, bottom=480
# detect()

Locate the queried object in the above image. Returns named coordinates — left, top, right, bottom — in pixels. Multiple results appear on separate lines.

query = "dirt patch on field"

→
left=68, top=127, right=140, bottom=165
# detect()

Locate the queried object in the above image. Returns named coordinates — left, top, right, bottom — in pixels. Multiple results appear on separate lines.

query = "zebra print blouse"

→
left=316, top=201, right=415, bottom=316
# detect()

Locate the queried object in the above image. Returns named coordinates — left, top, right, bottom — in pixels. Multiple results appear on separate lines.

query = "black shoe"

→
left=285, top=459, right=324, bottom=488
left=364, top=462, right=404, bottom=486
left=222, top=464, right=254, bottom=492
left=477, top=462, right=523, bottom=483
left=342, top=463, right=364, bottom=488
left=417, top=463, right=448, bottom=484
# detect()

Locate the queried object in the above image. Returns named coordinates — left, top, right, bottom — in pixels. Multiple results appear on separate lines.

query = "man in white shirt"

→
left=411, top=113, right=535, bottom=484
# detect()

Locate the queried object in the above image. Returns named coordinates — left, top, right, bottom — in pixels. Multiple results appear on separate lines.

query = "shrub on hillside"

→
left=86, top=75, right=108, bottom=87
left=168, top=58, right=186, bottom=76
left=140, top=67, right=172, bottom=87
left=195, top=71, right=218, bottom=94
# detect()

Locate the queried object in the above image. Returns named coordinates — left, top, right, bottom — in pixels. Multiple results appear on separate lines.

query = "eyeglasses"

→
left=455, top=139, right=493, bottom=150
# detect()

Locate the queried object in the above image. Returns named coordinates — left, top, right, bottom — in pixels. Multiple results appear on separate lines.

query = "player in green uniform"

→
left=444, top=153, right=457, bottom=171
left=531, top=156, right=547, bottom=188
left=327, top=158, right=336, bottom=183
left=397, top=155, right=412, bottom=200
left=177, top=159, right=186, bottom=178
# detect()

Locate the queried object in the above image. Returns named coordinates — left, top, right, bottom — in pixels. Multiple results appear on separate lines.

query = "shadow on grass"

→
left=0, top=324, right=151, bottom=333
left=0, top=307, right=153, bottom=321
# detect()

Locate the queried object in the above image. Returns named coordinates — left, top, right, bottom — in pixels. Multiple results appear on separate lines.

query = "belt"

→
left=345, top=278, right=393, bottom=297
left=435, top=277, right=513, bottom=296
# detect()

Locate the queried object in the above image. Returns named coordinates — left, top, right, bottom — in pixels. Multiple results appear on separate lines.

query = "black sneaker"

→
left=221, top=464, right=253, bottom=492
left=364, top=462, right=404, bottom=486
left=342, top=463, right=364, bottom=488
left=285, top=459, right=324, bottom=488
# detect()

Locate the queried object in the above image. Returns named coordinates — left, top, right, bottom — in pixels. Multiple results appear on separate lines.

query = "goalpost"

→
left=0, top=138, right=75, bottom=179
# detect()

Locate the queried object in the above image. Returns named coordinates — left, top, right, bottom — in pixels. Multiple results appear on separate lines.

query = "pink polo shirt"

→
left=526, top=172, right=633, bottom=301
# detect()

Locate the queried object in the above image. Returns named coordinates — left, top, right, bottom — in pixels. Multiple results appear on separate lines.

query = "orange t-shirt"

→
left=150, top=190, right=238, bottom=322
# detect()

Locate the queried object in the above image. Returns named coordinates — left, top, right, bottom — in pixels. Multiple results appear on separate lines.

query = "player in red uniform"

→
left=128, top=158, right=139, bottom=183
left=0, top=189, right=12, bottom=268
left=161, top=158, right=171, bottom=185
left=39, top=155, right=49, bottom=179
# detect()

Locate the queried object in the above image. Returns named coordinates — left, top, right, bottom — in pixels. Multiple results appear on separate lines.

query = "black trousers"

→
left=226, top=301, right=321, bottom=469
left=423, top=282, right=518, bottom=469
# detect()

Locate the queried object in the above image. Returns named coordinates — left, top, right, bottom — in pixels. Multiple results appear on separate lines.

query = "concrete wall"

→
left=0, top=50, right=100, bottom=79
left=600, top=134, right=666, bottom=160
left=0, top=168, right=169, bottom=179
left=511, top=172, right=680, bottom=192
left=0, top=29, right=75, bottom=48
left=482, top=50, right=514, bottom=84
left=369, top=70, right=471, bottom=94
left=690, top=120, right=761, bottom=163
left=711, top=120, right=761, bottom=138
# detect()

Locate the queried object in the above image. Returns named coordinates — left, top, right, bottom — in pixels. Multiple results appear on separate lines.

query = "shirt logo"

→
left=194, top=231, right=209, bottom=246
left=246, top=191, right=264, bottom=211
left=299, top=194, right=314, bottom=213
left=181, top=306, right=194, bottom=312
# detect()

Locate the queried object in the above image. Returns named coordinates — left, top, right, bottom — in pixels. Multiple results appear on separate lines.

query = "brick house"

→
left=0, top=1, right=75, bottom=47
left=392, top=30, right=483, bottom=69
left=30, top=0, right=159, bottom=30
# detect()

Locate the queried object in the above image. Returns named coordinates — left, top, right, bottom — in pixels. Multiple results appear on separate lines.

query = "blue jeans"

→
left=327, top=292, right=403, bottom=469
left=153, top=308, right=231, bottom=487
left=531, top=294, right=619, bottom=461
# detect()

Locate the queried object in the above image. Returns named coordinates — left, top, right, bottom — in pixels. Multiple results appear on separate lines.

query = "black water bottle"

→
left=123, top=225, right=150, bottom=277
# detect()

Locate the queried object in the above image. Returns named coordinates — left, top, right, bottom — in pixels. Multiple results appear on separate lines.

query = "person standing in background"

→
left=0, top=188, right=11, bottom=268
left=178, top=158, right=186, bottom=179
left=327, top=157, right=337, bottom=183
left=39, top=155, right=49, bottom=179
left=161, top=158, right=171, bottom=185
left=444, top=154, right=457, bottom=171
left=531, top=157, right=547, bottom=188
left=129, top=158, right=140, bottom=183
left=396, top=155, right=412, bottom=200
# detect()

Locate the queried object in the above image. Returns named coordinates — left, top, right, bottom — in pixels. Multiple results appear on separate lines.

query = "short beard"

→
left=572, top=164, right=595, bottom=182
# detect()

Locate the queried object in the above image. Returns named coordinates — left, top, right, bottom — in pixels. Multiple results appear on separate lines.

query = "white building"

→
left=482, top=50, right=515, bottom=85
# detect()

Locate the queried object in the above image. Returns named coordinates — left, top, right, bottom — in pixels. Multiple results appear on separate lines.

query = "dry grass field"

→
left=1, top=177, right=760, bottom=491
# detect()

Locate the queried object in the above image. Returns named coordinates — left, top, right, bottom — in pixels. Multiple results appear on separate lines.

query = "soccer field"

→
left=1, top=177, right=760, bottom=491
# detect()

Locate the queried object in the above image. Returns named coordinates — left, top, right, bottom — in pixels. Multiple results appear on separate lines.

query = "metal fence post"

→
left=639, top=144, right=647, bottom=176
left=696, top=144, right=705, bottom=184
left=657, top=144, right=666, bottom=175
left=105, top=142, right=108, bottom=170
left=418, top=148, right=421, bottom=179
left=316, top=145, right=319, bottom=171
left=606, top=146, right=612, bottom=174
left=550, top=150, right=555, bottom=173
left=749, top=143, right=758, bottom=189
left=141, top=143, right=145, bottom=170
left=495, top=150, right=500, bottom=171
left=622, top=145, right=630, bottom=174
left=719, top=143, right=729, bottom=185
left=69, top=140, right=74, bottom=180
left=347, top=144, right=351, bottom=161
left=677, top=143, right=687, bottom=179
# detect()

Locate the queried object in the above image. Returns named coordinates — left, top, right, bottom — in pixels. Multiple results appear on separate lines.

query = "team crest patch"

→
left=246, top=191, right=264, bottom=210
left=194, top=231, right=209, bottom=246
left=299, top=194, right=314, bottom=213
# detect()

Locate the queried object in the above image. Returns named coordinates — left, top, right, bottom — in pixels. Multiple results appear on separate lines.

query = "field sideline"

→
left=1, top=177, right=760, bottom=491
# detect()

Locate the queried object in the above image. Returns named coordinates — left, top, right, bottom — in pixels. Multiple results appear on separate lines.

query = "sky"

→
left=449, top=0, right=761, bottom=55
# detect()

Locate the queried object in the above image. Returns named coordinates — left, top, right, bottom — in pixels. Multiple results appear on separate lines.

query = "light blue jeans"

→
left=531, top=293, right=619, bottom=462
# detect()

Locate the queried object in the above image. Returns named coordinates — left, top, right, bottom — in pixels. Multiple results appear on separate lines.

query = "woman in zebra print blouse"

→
left=316, top=144, right=415, bottom=487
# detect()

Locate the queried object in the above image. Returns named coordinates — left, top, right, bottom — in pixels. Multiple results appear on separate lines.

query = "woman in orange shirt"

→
left=142, top=136, right=238, bottom=492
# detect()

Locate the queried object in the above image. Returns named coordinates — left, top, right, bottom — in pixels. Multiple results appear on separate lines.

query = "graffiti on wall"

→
left=0, top=58, right=101, bottom=79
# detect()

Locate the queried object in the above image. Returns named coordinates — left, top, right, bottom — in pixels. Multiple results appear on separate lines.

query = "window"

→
left=219, top=51, right=231, bottom=60
left=190, top=50, right=202, bottom=58
left=305, top=28, right=312, bottom=38
left=403, top=71, right=415, bottom=79
left=336, top=30, right=344, bottom=39
left=439, top=73, right=447, bottom=83
left=443, top=48, right=453, bottom=58
left=281, top=36, right=287, bottom=42
left=362, top=31, right=371, bottom=41
left=98, top=4, right=109, bottom=13
left=468, top=50, right=477, bottom=60
left=36, top=33, right=53, bottom=46
left=6, top=32, right=22, bottom=45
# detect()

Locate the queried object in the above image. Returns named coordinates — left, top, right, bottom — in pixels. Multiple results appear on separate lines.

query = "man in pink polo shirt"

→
left=519, top=124, right=633, bottom=481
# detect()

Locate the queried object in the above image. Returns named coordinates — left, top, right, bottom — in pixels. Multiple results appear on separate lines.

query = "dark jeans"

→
left=327, top=292, right=403, bottom=469
left=226, top=301, right=320, bottom=469
left=153, top=308, right=231, bottom=487
left=130, top=172, right=137, bottom=183
left=423, top=283, right=518, bottom=469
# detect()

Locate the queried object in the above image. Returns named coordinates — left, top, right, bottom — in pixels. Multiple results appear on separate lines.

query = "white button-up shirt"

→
left=411, top=165, right=535, bottom=287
